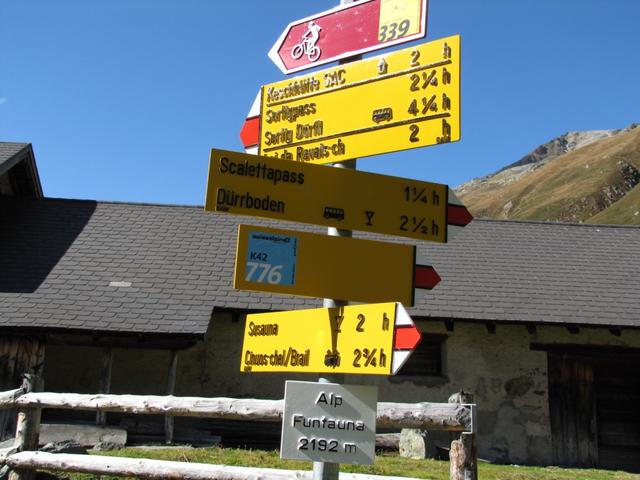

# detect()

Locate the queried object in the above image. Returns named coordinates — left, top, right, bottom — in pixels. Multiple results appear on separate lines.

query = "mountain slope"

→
left=587, top=183, right=640, bottom=224
left=455, top=125, right=640, bottom=224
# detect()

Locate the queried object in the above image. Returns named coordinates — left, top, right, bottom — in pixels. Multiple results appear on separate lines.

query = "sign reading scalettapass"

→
left=241, top=302, right=421, bottom=376
left=256, top=35, right=460, bottom=165
left=206, top=149, right=472, bottom=243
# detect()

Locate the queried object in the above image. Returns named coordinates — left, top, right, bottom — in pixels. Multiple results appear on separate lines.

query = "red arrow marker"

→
left=446, top=190, right=473, bottom=241
left=392, top=303, right=422, bottom=374
left=394, top=326, right=421, bottom=350
left=414, top=264, right=441, bottom=290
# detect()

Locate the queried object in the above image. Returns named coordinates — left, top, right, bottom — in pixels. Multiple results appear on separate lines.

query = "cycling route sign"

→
left=269, top=0, right=428, bottom=74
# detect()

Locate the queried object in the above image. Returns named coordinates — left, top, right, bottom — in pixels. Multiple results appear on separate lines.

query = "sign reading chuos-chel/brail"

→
left=241, top=302, right=422, bottom=375
left=233, top=224, right=416, bottom=306
left=206, top=148, right=461, bottom=243
left=258, top=34, right=460, bottom=164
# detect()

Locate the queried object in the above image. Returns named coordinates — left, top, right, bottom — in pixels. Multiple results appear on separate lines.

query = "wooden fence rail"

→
left=6, top=451, right=420, bottom=480
left=0, top=388, right=25, bottom=407
left=0, top=382, right=477, bottom=480
left=2, top=392, right=473, bottom=432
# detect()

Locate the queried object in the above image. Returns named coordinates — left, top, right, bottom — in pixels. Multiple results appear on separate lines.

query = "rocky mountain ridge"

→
left=454, top=123, right=640, bottom=224
left=456, top=124, right=638, bottom=196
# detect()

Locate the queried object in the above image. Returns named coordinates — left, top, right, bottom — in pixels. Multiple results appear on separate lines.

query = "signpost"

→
left=269, top=0, right=428, bottom=74
left=208, top=0, right=469, bottom=475
left=244, top=35, right=460, bottom=165
left=241, top=302, right=422, bottom=375
left=233, top=224, right=440, bottom=307
left=280, top=381, right=377, bottom=464
left=206, top=148, right=472, bottom=243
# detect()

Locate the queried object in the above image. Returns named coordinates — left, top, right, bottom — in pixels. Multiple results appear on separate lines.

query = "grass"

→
left=42, top=446, right=640, bottom=480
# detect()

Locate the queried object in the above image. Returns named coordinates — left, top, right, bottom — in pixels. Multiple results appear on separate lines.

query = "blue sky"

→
left=1, top=1, right=639, bottom=205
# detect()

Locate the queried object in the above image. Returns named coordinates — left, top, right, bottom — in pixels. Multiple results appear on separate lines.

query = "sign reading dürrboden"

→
left=206, top=148, right=452, bottom=243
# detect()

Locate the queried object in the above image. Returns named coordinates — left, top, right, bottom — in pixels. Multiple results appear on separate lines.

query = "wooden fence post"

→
left=450, top=431, right=477, bottom=480
left=96, top=347, right=113, bottom=426
left=9, top=375, right=43, bottom=480
left=449, top=392, right=477, bottom=480
left=164, top=350, right=179, bottom=445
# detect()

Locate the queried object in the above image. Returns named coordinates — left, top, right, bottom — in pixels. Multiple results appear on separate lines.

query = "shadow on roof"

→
left=0, top=198, right=97, bottom=293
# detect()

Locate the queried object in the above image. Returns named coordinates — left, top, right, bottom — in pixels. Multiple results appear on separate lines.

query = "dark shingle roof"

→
left=0, top=143, right=30, bottom=175
left=416, top=219, right=640, bottom=327
left=0, top=197, right=638, bottom=336
left=0, top=143, right=43, bottom=198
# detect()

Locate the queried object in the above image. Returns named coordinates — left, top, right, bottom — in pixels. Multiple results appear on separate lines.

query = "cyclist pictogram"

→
left=291, top=21, right=322, bottom=62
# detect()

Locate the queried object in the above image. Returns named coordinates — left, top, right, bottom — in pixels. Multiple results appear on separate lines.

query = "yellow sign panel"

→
left=234, top=225, right=416, bottom=306
left=242, top=302, right=399, bottom=375
left=206, top=149, right=448, bottom=243
left=259, top=35, right=460, bottom=165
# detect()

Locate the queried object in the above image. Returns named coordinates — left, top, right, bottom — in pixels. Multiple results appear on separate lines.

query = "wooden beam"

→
left=526, top=324, right=537, bottom=335
left=96, top=348, right=113, bottom=426
left=485, top=322, right=496, bottom=334
left=444, top=320, right=454, bottom=332
left=164, top=350, right=179, bottom=445
left=6, top=451, right=423, bottom=480
left=45, top=334, right=198, bottom=351
left=0, top=387, right=26, bottom=410
left=8, top=393, right=473, bottom=432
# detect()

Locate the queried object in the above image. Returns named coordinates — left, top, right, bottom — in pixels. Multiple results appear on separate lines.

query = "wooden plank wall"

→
left=594, top=356, right=640, bottom=473
left=547, top=353, right=598, bottom=468
left=0, top=337, right=45, bottom=441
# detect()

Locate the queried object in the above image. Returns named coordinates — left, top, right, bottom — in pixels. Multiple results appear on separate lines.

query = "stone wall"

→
left=43, top=312, right=640, bottom=465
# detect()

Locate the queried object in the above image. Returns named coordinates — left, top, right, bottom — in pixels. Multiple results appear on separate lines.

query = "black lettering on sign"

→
left=409, top=124, right=420, bottom=142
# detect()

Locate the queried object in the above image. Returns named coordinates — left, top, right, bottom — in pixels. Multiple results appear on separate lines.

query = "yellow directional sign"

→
left=259, top=34, right=460, bottom=164
left=241, top=302, right=420, bottom=375
left=206, top=148, right=448, bottom=243
left=234, top=225, right=416, bottom=306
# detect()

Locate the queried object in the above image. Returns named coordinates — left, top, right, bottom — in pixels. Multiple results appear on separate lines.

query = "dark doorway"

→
left=547, top=347, right=640, bottom=472
left=548, top=353, right=598, bottom=467
left=593, top=355, right=640, bottom=471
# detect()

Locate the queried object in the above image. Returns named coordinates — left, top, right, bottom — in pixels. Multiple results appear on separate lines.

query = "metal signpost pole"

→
left=314, top=2, right=359, bottom=478
left=314, top=164, right=355, bottom=477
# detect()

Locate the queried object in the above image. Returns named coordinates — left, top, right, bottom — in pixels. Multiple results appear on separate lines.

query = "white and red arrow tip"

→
left=391, top=303, right=422, bottom=375
left=240, top=92, right=261, bottom=155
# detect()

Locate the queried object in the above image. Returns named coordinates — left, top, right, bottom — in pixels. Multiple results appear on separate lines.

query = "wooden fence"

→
left=0, top=376, right=477, bottom=480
